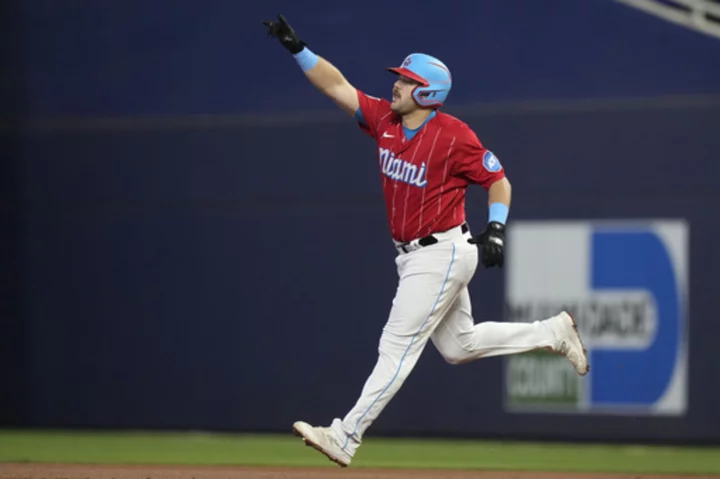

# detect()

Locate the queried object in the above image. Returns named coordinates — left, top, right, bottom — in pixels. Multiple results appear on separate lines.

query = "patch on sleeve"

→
left=483, top=151, right=502, bottom=172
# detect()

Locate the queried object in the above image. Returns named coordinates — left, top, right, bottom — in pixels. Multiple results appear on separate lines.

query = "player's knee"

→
left=379, top=329, right=408, bottom=351
left=440, top=345, right=472, bottom=365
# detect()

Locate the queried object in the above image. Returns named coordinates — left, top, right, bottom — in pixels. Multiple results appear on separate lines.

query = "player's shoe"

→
left=549, top=311, right=590, bottom=376
left=292, top=421, right=352, bottom=468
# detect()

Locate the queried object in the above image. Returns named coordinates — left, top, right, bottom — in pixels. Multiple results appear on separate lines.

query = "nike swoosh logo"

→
left=382, top=132, right=394, bottom=138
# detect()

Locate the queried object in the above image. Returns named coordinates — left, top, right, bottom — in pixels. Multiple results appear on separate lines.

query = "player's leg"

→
left=327, top=240, right=473, bottom=458
left=431, top=287, right=553, bottom=363
left=431, top=287, right=589, bottom=373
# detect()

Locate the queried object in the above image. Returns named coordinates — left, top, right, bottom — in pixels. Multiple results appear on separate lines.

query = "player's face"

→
left=391, top=76, right=422, bottom=115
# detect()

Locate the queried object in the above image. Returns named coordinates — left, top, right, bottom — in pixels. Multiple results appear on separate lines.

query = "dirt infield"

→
left=0, top=464, right=717, bottom=479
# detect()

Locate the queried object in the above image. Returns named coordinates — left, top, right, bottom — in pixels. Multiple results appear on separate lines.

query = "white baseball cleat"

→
left=550, top=311, right=590, bottom=376
left=292, top=421, right=352, bottom=468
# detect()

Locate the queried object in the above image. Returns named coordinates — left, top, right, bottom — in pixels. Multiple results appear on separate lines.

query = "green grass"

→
left=1, top=430, right=719, bottom=475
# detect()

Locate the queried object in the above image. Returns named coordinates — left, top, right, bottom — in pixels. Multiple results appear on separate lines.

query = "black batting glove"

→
left=262, top=14, right=306, bottom=54
left=468, top=221, right=505, bottom=268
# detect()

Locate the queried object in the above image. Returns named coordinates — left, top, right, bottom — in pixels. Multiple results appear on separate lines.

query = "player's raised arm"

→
left=263, top=14, right=359, bottom=117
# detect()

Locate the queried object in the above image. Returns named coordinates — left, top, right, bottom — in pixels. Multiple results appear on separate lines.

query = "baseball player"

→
left=263, top=14, right=589, bottom=468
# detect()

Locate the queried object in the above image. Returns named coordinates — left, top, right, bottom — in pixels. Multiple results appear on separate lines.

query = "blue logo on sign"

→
left=483, top=151, right=502, bottom=172
left=590, top=229, right=682, bottom=409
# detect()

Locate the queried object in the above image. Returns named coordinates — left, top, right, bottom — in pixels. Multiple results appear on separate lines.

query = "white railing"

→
left=615, top=0, right=720, bottom=39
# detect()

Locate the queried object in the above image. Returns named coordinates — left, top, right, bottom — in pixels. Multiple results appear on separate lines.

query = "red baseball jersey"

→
left=356, top=90, right=506, bottom=243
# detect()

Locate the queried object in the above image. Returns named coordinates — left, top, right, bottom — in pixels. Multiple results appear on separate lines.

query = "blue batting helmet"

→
left=387, top=53, right=452, bottom=108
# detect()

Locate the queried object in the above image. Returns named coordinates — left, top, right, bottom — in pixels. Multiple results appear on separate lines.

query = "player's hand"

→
left=262, top=14, right=306, bottom=54
left=468, top=221, right=505, bottom=268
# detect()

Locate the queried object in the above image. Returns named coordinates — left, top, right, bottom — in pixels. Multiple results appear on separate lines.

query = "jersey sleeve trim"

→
left=355, top=107, right=366, bottom=125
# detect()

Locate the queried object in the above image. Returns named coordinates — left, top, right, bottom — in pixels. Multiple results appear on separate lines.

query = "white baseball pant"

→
left=330, top=224, right=558, bottom=456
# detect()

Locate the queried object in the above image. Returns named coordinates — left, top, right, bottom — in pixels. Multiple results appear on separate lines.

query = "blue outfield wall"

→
left=3, top=101, right=720, bottom=442
left=3, top=0, right=720, bottom=117
left=2, top=0, right=720, bottom=443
